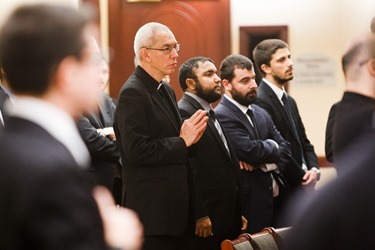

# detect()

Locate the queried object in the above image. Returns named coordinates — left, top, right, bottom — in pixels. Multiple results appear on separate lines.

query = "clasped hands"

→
left=180, top=110, right=208, bottom=147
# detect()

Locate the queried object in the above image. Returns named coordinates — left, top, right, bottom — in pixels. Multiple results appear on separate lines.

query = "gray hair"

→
left=133, top=22, right=171, bottom=62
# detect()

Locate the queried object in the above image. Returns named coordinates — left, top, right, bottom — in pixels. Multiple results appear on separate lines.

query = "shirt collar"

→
left=7, top=97, right=90, bottom=168
left=185, top=92, right=212, bottom=112
left=262, top=78, right=286, bottom=102
left=223, top=94, right=252, bottom=115
left=0, top=84, right=15, bottom=102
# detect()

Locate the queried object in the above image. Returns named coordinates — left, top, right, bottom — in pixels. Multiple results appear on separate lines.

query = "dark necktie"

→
left=246, top=109, right=260, bottom=139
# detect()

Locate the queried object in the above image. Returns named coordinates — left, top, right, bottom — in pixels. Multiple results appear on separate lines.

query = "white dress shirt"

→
left=7, top=97, right=90, bottom=168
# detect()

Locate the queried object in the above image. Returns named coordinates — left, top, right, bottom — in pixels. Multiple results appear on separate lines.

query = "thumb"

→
left=93, top=186, right=116, bottom=212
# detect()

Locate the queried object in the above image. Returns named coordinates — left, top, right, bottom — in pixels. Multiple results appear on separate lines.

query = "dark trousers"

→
left=143, top=235, right=189, bottom=250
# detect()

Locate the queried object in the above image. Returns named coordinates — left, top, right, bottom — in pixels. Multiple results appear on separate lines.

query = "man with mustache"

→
left=215, top=55, right=291, bottom=233
left=253, top=39, right=320, bottom=204
left=178, top=57, right=246, bottom=249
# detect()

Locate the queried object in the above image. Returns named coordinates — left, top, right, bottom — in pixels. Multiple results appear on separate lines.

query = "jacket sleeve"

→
left=77, top=116, right=119, bottom=161
left=217, top=112, right=281, bottom=166
left=290, top=98, right=319, bottom=169
left=179, top=107, right=209, bottom=221
left=115, top=86, right=188, bottom=166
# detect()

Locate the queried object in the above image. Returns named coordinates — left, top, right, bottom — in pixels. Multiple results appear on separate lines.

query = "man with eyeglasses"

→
left=114, top=22, right=208, bottom=250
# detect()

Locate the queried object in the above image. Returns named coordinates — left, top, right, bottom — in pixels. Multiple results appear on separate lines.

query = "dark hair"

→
left=0, top=4, right=93, bottom=95
left=178, top=57, right=213, bottom=91
left=220, top=54, right=253, bottom=82
left=252, top=39, right=288, bottom=77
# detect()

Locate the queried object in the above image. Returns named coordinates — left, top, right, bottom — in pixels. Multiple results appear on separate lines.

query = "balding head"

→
left=133, top=22, right=173, bottom=63
left=342, top=33, right=375, bottom=82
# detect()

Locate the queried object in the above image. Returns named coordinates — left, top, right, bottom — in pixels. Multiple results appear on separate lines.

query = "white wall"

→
left=231, top=0, right=375, bottom=156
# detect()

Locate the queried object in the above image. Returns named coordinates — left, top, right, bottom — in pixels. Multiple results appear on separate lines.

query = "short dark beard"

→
left=273, top=73, right=293, bottom=85
left=195, top=81, right=222, bottom=104
left=231, top=87, right=257, bottom=107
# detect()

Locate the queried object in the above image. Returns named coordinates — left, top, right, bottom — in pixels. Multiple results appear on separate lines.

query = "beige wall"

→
left=231, top=0, right=375, bottom=156
left=0, top=0, right=79, bottom=28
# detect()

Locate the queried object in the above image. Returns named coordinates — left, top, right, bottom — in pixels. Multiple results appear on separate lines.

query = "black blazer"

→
left=325, top=101, right=339, bottom=163
left=178, top=94, right=242, bottom=237
left=114, top=66, right=189, bottom=236
left=256, top=80, right=319, bottom=187
left=285, top=129, right=375, bottom=250
left=77, top=93, right=120, bottom=190
left=333, top=92, right=375, bottom=168
left=215, top=96, right=291, bottom=233
left=0, top=117, right=106, bottom=250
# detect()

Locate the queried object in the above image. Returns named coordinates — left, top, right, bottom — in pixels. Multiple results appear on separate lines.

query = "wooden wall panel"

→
left=108, top=0, right=230, bottom=99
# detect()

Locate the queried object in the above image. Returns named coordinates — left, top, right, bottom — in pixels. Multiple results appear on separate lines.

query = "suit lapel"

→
left=261, top=82, right=300, bottom=142
left=135, top=66, right=181, bottom=134
left=151, top=92, right=180, bottom=133
left=183, top=95, right=232, bottom=160
left=221, top=97, right=258, bottom=140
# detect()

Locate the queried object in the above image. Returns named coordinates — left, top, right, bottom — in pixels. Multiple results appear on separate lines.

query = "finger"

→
left=239, top=162, right=244, bottom=169
left=190, top=110, right=207, bottom=124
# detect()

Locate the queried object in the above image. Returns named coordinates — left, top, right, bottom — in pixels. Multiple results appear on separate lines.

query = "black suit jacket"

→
left=77, top=93, right=120, bottom=190
left=114, top=66, right=189, bottom=236
left=215, top=96, right=291, bottom=233
left=178, top=94, right=242, bottom=237
left=333, top=92, right=375, bottom=169
left=256, top=80, right=319, bottom=187
left=0, top=117, right=106, bottom=250
left=285, top=129, right=375, bottom=250
left=325, top=101, right=340, bottom=163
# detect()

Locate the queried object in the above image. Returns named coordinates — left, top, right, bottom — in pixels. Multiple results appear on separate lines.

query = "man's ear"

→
left=53, top=56, right=78, bottom=94
left=139, top=48, right=151, bottom=63
left=261, top=64, right=271, bottom=75
left=186, top=78, right=196, bottom=91
left=368, top=59, right=375, bottom=78
left=221, top=79, right=232, bottom=91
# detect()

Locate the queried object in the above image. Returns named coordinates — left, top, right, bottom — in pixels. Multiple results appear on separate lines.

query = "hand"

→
left=239, top=161, right=254, bottom=171
left=180, top=110, right=208, bottom=147
left=195, top=217, right=213, bottom=238
left=241, top=216, right=248, bottom=232
left=93, top=186, right=143, bottom=250
left=302, top=170, right=318, bottom=187
left=108, top=131, right=116, bottom=141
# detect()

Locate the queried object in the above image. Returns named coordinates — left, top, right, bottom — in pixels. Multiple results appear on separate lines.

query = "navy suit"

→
left=178, top=94, right=242, bottom=249
left=215, top=96, right=291, bottom=233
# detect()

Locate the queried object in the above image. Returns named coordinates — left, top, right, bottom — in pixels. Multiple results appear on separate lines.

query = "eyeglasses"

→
left=145, top=43, right=180, bottom=54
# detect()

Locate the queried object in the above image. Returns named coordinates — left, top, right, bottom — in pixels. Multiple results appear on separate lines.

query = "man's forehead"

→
left=196, top=61, right=216, bottom=73
left=272, top=47, right=290, bottom=59
left=234, top=67, right=254, bottom=77
left=154, top=30, right=177, bottom=45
